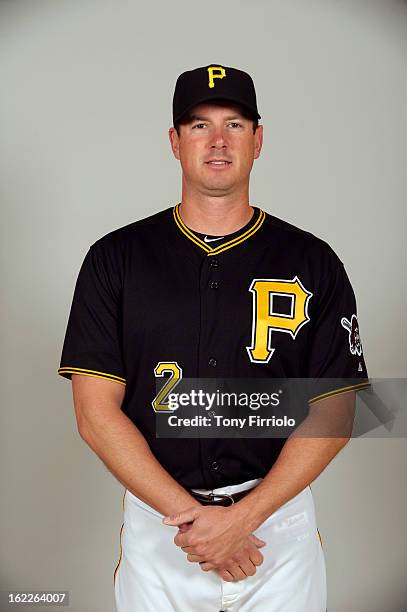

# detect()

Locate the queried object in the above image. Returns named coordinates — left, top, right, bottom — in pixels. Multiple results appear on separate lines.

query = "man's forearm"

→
left=234, top=391, right=356, bottom=531
left=78, top=403, right=201, bottom=516
left=236, top=435, right=347, bottom=532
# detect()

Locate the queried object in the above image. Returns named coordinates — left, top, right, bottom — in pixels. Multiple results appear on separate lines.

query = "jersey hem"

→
left=57, top=367, right=126, bottom=385
left=308, top=380, right=370, bottom=404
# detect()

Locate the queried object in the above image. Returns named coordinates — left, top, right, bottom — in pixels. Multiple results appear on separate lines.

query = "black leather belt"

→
left=190, top=488, right=254, bottom=507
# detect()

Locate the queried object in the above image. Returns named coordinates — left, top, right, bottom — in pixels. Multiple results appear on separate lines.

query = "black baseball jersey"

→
left=58, top=204, right=369, bottom=489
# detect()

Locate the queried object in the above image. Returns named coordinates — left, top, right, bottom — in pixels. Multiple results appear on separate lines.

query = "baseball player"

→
left=58, top=63, right=369, bottom=611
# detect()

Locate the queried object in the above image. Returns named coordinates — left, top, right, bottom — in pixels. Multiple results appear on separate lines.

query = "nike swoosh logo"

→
left=203, top=235, right=224, bottom=243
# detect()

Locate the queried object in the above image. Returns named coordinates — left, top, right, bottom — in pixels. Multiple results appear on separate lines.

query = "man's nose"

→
left=210, top=128, right=228, bottom=148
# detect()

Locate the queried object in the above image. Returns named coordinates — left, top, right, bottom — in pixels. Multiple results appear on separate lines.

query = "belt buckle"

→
left=208, top=492, right=235, bottom=506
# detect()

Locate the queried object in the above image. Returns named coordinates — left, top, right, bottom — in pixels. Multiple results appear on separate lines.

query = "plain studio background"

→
left=1, top=1, right=406, bottom=611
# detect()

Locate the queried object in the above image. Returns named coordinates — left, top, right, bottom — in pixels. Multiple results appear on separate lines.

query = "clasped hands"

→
left=162, top=504, right=266, bottom=582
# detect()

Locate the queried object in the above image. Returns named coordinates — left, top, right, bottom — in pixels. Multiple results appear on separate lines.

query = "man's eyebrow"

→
left=189, top=114, right=244, bottom=122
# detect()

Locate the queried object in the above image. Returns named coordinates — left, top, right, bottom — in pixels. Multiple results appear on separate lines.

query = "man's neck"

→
left=178, top=191, right=254, bottom=236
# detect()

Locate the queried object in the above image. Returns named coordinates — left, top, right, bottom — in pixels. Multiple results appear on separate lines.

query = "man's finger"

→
left=162, top=507, right=200, bottom=526
left=215, top=568, right=235, bottom=582
left=222, top=562, right=247, bottom=581
left=173, top=531, right=197, bottom=548
left=231, top=558, right=256, bottom=577
left=180, top=544, right=197, bottom=553
left=186, top=553, right=205, bottom=563
left=199, top=561, right=215, bottom=571
left=251, top=553, right=264, bottom=566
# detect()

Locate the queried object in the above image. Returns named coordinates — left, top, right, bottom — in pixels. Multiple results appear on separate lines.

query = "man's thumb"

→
left=249, top=533, right=267, bottom=547
left=162, top=507, right=199, bottom=526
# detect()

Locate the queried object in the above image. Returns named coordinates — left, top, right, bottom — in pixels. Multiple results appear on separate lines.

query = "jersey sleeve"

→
left=306, top=249, right=369, bottom=404
left=57, top=240, right=126, bottom=386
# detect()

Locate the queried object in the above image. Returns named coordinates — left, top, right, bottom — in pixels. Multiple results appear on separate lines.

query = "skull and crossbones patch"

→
left=341, top=314, right=363, bottom=356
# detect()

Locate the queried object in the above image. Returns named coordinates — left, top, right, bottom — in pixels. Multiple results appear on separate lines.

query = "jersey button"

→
left=210, top=258, right=220, bottom=268
left=208, top=358, right=217, bottom=367
left=211, top=460, right=220, bottom=471
left=210, top=281, right=219, bottom=289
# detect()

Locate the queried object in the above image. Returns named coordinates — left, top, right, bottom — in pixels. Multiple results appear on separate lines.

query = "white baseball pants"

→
left=114, top=479, right=327, bottom=611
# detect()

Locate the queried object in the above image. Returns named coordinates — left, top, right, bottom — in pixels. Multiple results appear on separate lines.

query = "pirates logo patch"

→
left=341, top=314, right=363, bottom=356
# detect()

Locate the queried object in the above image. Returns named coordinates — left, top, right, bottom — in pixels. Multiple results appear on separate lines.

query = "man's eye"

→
left=191, top=122, right=242, bottom=129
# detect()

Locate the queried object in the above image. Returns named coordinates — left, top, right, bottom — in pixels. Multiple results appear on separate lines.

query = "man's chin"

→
left=202, top=186, right=234, bottom=197
left=202, top=179, right=235, bottom=193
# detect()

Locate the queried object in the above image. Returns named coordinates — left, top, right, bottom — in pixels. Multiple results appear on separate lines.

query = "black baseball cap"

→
left=172, top=63, right=261, bottom=126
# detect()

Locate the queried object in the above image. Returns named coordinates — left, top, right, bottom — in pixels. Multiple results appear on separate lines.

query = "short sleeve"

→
left=306, top=251, right=369, bottom=404
left=57, top=240, right=126, bottom=386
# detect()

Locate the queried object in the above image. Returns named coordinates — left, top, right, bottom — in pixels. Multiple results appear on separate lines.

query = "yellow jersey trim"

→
left=113, top=523, right=124, bottom=585
left=113, top=489, right=127, bottom=585
left=308, top=381, right=370, bottom=405
left=57, top=367, right=126, bottom=385
left=172, top=203, right=266, bottom=255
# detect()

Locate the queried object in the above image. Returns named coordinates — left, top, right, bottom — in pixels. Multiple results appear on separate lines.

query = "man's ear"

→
left=169, top=127, right=180, bottom=160
left=253, top=124, right=263, bottom=159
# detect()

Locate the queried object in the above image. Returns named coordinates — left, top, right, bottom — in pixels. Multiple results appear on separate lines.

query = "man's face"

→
left=169, top=102, right=263, bottom=196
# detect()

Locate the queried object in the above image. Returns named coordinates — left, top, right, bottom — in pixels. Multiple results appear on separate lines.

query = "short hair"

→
left=174, top=99, right=259, bottom=136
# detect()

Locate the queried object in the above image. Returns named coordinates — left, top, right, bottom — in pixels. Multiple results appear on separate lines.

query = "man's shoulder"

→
left=90, top=205, right=174, bottom=252
left=263, top=209, right=323, bottom=242
left=262, top=209, right=344, bottom=267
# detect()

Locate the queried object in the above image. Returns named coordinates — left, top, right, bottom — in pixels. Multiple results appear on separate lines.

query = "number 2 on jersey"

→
left=152, top=362, right=183, bottom=412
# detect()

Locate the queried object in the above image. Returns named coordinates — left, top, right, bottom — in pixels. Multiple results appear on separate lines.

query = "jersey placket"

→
left=197, top=250, right=225, bottom=486
left=172, top=203, right=266, bottom=488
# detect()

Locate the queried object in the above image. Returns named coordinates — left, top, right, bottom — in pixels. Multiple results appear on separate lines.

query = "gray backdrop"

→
left=1, top=0, right=406, bottom=610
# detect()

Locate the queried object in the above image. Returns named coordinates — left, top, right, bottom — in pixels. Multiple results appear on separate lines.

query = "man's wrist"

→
left=229, top=488, right=273, bottom=533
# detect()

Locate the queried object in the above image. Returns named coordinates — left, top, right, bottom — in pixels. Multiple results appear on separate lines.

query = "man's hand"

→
left=162, top=504, right=266, bottom=574
left=177, top=521, right=265, bottom=582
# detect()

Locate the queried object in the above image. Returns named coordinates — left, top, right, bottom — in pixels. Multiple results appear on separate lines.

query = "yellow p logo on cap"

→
left=207, top=66, right=226, bottom=88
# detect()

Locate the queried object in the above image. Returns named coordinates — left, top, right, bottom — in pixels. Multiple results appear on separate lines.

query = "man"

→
left=58, top=63, right=369, bottom=611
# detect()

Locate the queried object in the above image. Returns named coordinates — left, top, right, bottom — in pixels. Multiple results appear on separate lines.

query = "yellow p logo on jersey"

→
left=246, top=277, right=313, bottom=363
left=207, top=66, right=226, bottom=88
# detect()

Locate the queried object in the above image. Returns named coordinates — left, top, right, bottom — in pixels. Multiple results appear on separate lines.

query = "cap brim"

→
left=174, top=94, right=261, bottom=124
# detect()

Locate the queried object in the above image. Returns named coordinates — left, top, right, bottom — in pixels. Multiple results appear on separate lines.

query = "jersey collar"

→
left=172, top=203, right=266, bottom=256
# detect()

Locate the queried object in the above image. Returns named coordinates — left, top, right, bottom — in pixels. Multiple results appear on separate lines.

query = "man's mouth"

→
left=205, top=160, right=232, bottom=166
